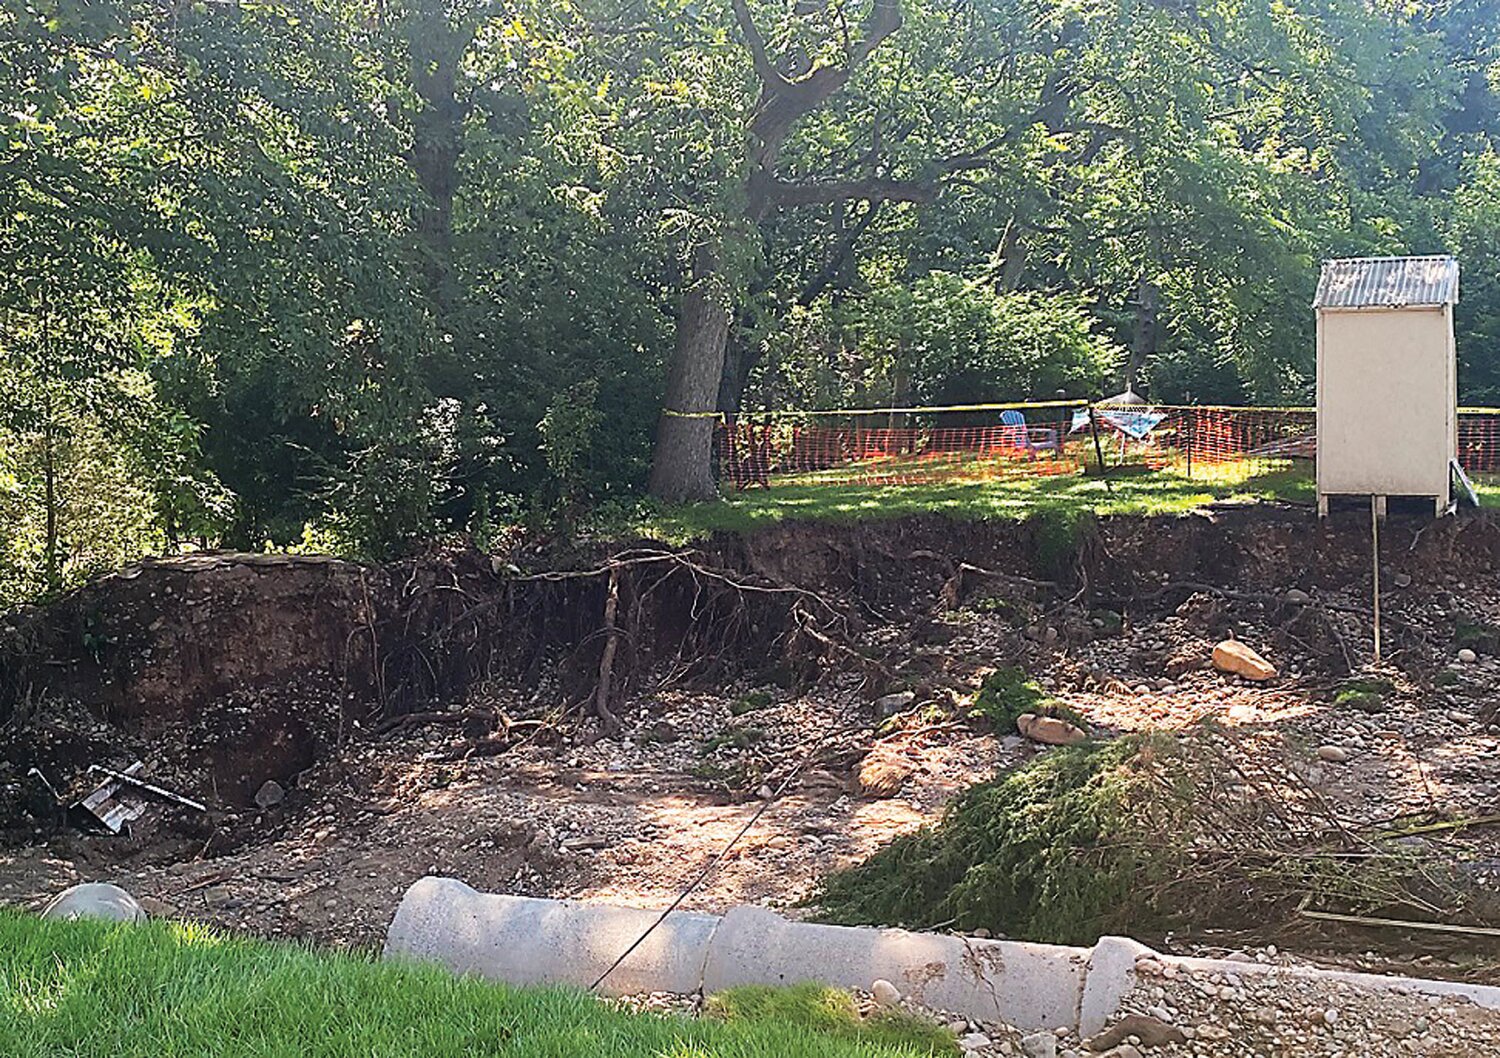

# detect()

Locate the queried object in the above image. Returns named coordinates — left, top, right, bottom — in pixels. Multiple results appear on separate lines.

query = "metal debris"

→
left=74, top=762, right=149, bottom=835
left=86, top=765, right=207, bottom=813
left=71, top=761, right=206, bottom=835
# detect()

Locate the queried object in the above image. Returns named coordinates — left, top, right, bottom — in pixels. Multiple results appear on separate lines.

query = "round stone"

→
left=870, top=979, right=901, bottom=1007
left=254, top=779, right=286, bottom=809
left=42, top=882, right=146, bottom=924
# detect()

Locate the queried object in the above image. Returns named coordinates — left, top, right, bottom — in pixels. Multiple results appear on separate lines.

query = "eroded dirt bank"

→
left=3, top=505, right=1500, bottom=980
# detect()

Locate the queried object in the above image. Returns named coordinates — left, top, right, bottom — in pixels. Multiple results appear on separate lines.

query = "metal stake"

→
left=1088, top=402, right=1112, bottom=494
left=1371, top=495, right=1382, bottom=665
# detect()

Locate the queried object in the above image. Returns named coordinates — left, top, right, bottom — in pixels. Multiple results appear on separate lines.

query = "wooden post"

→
left=1185, top=408, right=1194, bottom=480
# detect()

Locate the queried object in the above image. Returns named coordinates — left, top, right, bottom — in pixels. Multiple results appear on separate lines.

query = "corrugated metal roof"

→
left=1314, top=255, right=1459, bottom=309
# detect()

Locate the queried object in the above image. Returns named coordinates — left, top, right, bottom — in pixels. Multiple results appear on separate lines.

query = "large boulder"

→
left=1211, top=640, right=1277, bottom=681
left=41, top=882, right=146, bottom=924
left=1016, top=712, right=1088, bottom=746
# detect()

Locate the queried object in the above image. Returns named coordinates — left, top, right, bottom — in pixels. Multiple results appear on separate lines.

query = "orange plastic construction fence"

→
left=711, top=403, right=1500, bottom=490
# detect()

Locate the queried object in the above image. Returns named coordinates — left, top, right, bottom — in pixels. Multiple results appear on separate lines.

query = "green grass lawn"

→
left=0, top=911, right=954, bottom=1058
left=637, top=460, right=1317, bottom=542
left=629, top=459, right=1500, bottom=543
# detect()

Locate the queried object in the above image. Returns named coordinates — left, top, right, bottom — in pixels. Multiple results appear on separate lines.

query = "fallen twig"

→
left=1299, top=907, right=1500, bottom=939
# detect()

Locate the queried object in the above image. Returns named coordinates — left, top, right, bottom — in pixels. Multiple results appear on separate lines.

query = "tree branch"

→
left=848, top=0, right=904, bottom=67
left=764, top=175, right=934, bottom=208
left=799, top=201, right=883, bottom=305
left=730, top=0, right=790, bottom=90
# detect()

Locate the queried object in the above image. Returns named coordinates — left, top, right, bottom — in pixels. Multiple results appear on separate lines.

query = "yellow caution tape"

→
left=661, top=408, right=727, bottom=420
left=665, top=400, right=1500, bottom=420
left=741, top=399, right=1086, bottom=418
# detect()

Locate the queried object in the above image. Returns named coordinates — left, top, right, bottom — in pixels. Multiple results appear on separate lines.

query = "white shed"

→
left=1315, top=255, right=1459, bottom=517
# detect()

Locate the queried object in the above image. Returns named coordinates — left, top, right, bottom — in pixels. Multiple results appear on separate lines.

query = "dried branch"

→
left=594, top=567, right=623, bottom=735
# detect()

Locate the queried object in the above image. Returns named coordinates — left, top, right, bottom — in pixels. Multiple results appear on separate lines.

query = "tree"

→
left=649, top=0, right=937, bottom=500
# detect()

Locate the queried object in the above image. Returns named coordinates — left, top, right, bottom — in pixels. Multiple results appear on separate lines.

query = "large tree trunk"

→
left=649, top=244, right=732, bottom=501
left=648, top=0, right=911, bottom=498
left=995, top=218, right=1027, bottom=292
left=404, top=2, right=473, bottom=317
left=716, top=323, right=756, bottom=414
left=1126, top=274, right=1159, bottom=390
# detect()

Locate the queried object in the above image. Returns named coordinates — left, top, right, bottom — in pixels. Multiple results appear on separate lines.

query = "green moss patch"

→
left=731, top=690, right=775, bottom=716
left=970, top=666, right=1084, bottom=734
left=1455, top=618, right=1500, bottom=655
left=1333, top=677, right=1395, bottom=713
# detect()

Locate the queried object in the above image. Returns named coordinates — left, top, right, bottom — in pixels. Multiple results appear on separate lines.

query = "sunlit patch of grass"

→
left=633, top=461, right=1321, bottom=543
left=706, top=983, right=958, bottom=1056
left=0, top=911, right=955, bottom=1057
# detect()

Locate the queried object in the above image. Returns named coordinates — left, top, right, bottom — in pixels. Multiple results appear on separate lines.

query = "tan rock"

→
left=857, top=752, right=914, bottom=797
left=1088, top=1014, right=1186, bottom=1051
left=1016, top=712, right=1087, bottom=746
left=1211, top=639, right=1277, bottom=681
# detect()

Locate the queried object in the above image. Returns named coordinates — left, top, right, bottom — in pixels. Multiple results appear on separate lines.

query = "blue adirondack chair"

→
left=999, top=409, right=1061, bottom=458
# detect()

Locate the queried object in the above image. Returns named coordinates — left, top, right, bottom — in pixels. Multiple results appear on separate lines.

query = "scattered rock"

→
left=1211, top=639, right=1277, bottom=681
left=1088, top=1013, right=1186, bottom=1051
left=1458, top=648, right=1478, bottom=664
left=1283, top=589, right=1312, bottom=605
left=871, top=978, right=901, bottom=1007
left=1316, top=745, right=1351, bottom=763
left=874, top=690, right=917, bottom=717
left=1021, top=1030, right=1057, bottom=1058
left=858, top=752, right=915, bottom=797
left=649, top=720, right=680, bottom=743
left=254, top=780, right=286, bottom=809
left=960, top=1032, right=994, bottom=1052
left=1393, top=572, right=1413, bottom=588
left=1016, top=712, right=1087, bottom=746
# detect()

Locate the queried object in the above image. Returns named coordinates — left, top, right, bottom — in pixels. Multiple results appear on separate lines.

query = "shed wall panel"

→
left=1316, top=307, right=1454, bottom=497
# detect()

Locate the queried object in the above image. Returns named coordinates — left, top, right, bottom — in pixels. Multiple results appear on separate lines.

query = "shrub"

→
left=809, top=735, right=1193, bottom=944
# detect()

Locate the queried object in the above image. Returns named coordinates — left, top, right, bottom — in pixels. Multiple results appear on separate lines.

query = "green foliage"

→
left=730, top=690, right=775, bottom=716
left=539, top=381, right=603, bottom=493
left=1454, top=617, right=1500, bottom=654
left=810, top=735, right=1193, bottom=945
left=706, top=984, right=958, bottom=1056
left=1025, top=506, right=1095, bottom=578
left=768, top=277, right=1119, bottom=408
left=1334, top=677, right=1396, bottom=713
left=0, top=912, right=939, bottom=1058
left=5, top=0, right=1500, bottom=598
left=970, top=667, right=1084, bottom=734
